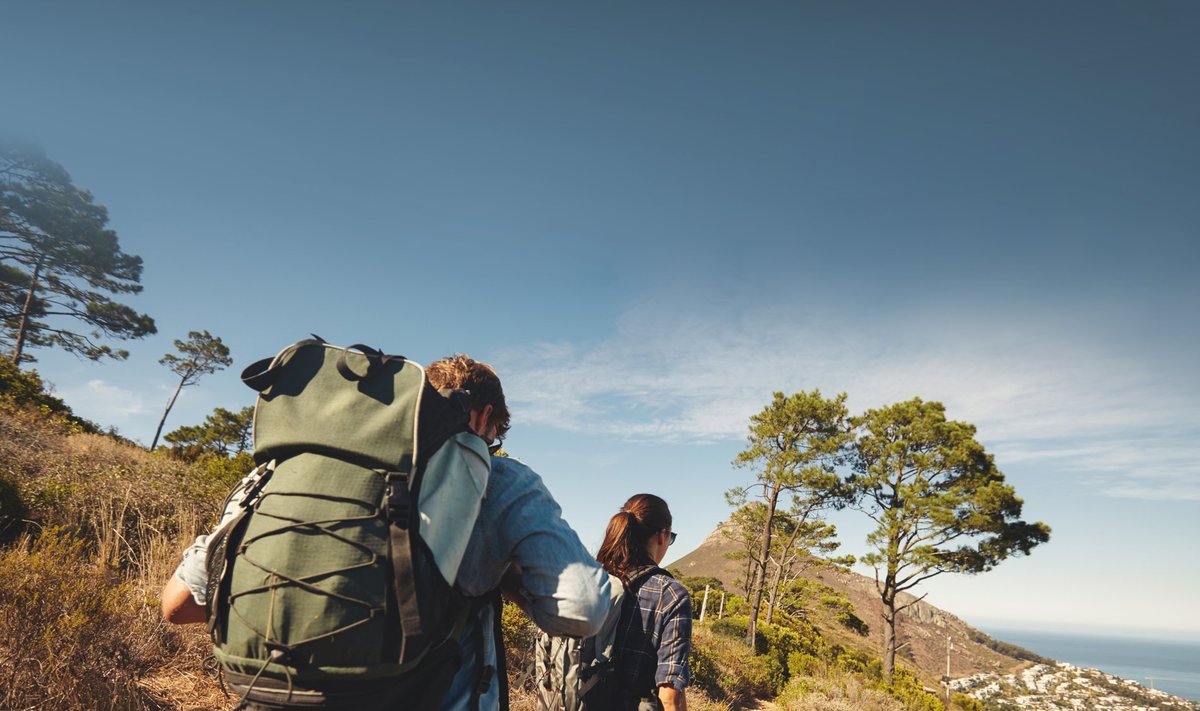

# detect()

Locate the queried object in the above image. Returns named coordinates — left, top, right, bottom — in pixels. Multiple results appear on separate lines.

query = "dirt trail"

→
left=743, top=700, right=780, bottom=710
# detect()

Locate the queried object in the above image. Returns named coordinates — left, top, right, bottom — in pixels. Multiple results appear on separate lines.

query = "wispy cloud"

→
left=61, top=379, right=148, bottom=419
left=495, top=290, right=1200, bottom=500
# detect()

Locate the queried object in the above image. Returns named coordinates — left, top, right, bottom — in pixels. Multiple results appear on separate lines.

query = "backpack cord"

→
left=231, top=648, right=288, bottom=711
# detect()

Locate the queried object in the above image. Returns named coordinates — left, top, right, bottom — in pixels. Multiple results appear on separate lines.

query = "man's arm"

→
left=658, top=685, right=687, bottom=711
left=162, top=574, right=206, bottom=624
left=161, top=533, right=212, bottom=625
left=461, top=457, right=613, bottom=638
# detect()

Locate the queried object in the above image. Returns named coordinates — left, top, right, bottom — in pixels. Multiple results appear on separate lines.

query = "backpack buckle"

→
left=476, top=665, right=494, bottom=694
left=384, top=472, right=411, bottom=528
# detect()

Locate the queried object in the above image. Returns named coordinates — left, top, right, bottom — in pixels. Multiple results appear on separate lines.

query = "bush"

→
left=0, top=529, right=164, bottom=709
left=883, top=667, right=944, bottom=711
left=709, top=614, right=749, bottom=640
left=689, top=627, right=775, bottom=705
left=777, top=673, right=910, bottom=711
left=0, top=359, right=98, bottom=432
left=821, top=593, right=869, bottom=635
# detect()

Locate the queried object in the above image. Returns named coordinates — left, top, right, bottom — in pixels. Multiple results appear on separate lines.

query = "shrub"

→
left=709, top=614, right=749, bottom=640
left=0, top=529, right=163, bottom=709
left=0, top=359, right=98, bottom=432
left=689, top=627, right=775, bottom=705
left=883, top=667, right=944, bottom=711
left=777, top=673, right=909, bottom=711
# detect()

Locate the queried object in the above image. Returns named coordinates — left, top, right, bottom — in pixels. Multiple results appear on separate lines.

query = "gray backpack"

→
left=204, top=338, right=492, bottom=710
left=534, top=567, right=668, bottom=711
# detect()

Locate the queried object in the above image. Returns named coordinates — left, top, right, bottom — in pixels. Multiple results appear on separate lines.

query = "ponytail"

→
left=596, top=493, right=672, bottom=583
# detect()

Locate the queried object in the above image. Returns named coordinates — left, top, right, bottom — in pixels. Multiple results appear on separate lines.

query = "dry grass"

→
left=776, top=672, right=910, bottom=711
left=0, top=405, right=227, bottom=710
left=0, top=529, right=227, bottom=710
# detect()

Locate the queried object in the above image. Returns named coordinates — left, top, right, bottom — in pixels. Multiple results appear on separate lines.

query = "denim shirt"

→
left=174, top=455, right=612, bottom=711
left=441, top=455, right=613, bottom=710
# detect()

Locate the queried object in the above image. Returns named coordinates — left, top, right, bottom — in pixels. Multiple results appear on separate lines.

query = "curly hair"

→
left=425, top=354, right=511, bottom=441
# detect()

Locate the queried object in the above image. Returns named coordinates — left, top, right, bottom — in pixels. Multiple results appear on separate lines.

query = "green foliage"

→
left=0, top=141, right=155, bottom=363
left=678, top=575, right=724, bottom=617
left=500, top=599, right=538, bottom=670
left=850, top=398, right=1051, bottom=578
left=689, top=627, right=777, bottom=704
left=729, top=390, right=851, bottom=643
left=151, top=330, right=233, bottom=449
left=158, top=329, right=233, bottom=383
left=0, top=357, right=98, bottom=432
left=821, top=594, right=870, bottom=636
left=188, top=451, right=256, bottom=500
left=777, top=673, right=912, bottom=711
left=710, top=615, right=749, bottom=640
left=965, top=628, right=1054, bottom=664
left=952, top=692, right=985, bottom=711
left=881, top=667, right=944, bottom=711
left=165, top=405, right=254, bottom=460
left=847, top=397, right=1051, bottom=680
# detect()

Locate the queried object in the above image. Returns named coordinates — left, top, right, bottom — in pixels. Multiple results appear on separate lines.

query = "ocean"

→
left=982, top=627, right=1200, bottom=702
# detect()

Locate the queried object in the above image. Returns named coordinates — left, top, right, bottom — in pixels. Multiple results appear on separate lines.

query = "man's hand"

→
left=499, top=562, right=525, bottom=605
left=161, top=575, right=206, bottom=624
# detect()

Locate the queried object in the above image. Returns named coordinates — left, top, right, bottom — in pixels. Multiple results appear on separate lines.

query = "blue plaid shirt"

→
left=614, top=571, right=692, bottom=700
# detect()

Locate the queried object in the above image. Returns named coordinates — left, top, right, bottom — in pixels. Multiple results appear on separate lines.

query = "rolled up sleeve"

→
left=457, top=457, right=613, bottom=638
left=654, top=582, right=693, bottom=691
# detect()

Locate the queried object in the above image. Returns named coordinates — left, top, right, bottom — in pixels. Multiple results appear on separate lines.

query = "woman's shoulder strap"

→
left=624, top=565, right=671, bottom=591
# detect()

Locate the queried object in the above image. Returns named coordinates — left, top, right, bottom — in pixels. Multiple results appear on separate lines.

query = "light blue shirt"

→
left=174, top=456, right=612, bottom=710
left=442, top=455, right=613, bottom=710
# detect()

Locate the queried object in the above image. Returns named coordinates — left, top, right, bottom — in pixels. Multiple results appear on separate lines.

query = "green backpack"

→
left=204, top=338, right=491, bottom=710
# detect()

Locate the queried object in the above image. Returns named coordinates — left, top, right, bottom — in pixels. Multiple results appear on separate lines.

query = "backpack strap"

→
left=492, top=591, right=510, bottom=711
left=623, top=565, right=670, bottom=593
left=239, top=336, right=326, bottom=392
left=618, top=566, right=672, bottom=706
left=469, top=592, right=506, bottom=711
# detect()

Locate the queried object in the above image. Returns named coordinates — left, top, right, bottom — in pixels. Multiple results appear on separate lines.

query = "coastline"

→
left=980, top=626, right=1200, bottom=703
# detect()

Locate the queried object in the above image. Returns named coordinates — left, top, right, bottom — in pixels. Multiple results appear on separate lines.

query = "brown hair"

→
left=596, top=493, right=672, bottom=582
left=425, top=354, right=511, bottom=441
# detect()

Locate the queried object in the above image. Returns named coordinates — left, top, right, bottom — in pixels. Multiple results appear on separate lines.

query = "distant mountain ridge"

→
left=666, top=516, right=1042, bottom=686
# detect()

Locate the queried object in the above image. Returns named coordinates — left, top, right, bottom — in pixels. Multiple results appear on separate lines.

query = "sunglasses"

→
left=666, top=530, right=677, bottom=545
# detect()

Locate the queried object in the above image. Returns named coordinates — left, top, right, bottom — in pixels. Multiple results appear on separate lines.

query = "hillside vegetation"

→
left=0, top=382, right=969, bottom=711
left=0, top=393, right=230, bottom=709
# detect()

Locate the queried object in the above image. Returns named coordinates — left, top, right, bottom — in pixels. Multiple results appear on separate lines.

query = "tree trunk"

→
left=746, top=482, right=781, bottom=647
left=12, top=259, right=42, bottom=364
left=766, top=520, right=803, bottom=625
left=150, top=377, right=185, bottom=450
left=881, top=576, right=898, bottom=684
left=766, top=554, right=784, bottom=625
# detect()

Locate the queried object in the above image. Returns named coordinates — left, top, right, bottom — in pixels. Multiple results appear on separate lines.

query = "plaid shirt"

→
left=614, top=570, right=692, bottom=701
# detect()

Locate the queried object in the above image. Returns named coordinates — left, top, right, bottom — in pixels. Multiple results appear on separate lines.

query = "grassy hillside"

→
left=667, top=517, right=1041, bottom=690
left=0, top=401, right=229, bottom=710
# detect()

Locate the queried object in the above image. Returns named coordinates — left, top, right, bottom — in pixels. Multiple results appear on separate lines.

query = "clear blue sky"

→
left=4, top=2, right=1197, bottom=638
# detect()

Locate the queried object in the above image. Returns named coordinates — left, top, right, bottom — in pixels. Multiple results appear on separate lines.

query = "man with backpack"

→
left=161, top=344, right=613, bottom=711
